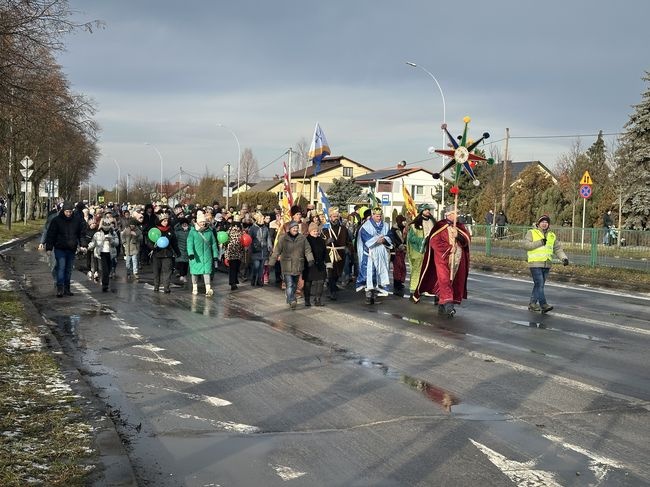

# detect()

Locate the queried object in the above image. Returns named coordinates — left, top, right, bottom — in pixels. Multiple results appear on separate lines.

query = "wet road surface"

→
left=4, top=240, right=650, bottom=486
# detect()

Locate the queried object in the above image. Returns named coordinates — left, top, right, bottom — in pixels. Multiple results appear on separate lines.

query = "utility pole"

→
left=7, top=106, right=14, bottom=230
left=288, top=147, right=294, bottom=200
left=501, top=127, right=510, bottom=211
left=225, top=163, right=231, bottom=209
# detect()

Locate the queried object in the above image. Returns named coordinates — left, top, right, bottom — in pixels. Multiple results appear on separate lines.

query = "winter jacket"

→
left=88, top=227, right=120, bottom=259
left=248, top=223, right=273, bottom=261
left=187, top=225, right=218, bottom=275
left=224, top=225, right=244, bottom=261
left=45, top=211, right=85, bottom=252
left=121, top=227, right=142, bottom=256
left=174, top=223, right=190, bottom=263
left=145, top=224, right=181, bottom=259
left=270, top=232, right=314, bottom=276
left=303, top=235, right=328, bottom=281
left=523, top=227, right=567, bottom=268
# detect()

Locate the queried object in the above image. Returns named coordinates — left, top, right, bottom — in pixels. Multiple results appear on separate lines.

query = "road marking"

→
left=470, top=295, right=650, bottom=337
left=469, top=438, right=562, bottom=487
left=133, top=344, right=166, bottom=353
left=270, top=464, right=307, bottom=481
left=543, top=434, right=625, bottom=482
left=110, top=350, right=181, bottom=366
left=470, top=272, right=650, bottom=301
left=155, top=371, right=205, bottom=384
left=146, top=385, right=231, bottom=407
left=167, top=410, right=259, bottom=434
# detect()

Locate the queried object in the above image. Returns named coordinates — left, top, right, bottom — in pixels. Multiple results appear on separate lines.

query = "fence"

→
left=469, top=224, right=650, bottom=272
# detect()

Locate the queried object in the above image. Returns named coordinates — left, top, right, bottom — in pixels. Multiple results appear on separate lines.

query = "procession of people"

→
left=40, top=198, right=569, bottom=318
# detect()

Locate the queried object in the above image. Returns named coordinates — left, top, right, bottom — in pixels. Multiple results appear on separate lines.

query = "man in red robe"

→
left=413, top=205, right=471, bottom=317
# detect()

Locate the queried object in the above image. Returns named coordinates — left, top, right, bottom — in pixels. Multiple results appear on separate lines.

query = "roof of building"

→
left=247, top=179, right=282, bottom=192
left=509, top=161, right=556, bottom=180
left=353, top=166, right=435, bottom=183
left=290, top=155, right=374, bottom=179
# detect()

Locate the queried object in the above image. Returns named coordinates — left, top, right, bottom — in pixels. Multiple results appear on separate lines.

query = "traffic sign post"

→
left=579, top=171, right=593, bottom=249
left=20, top=156, right=34, bottom=225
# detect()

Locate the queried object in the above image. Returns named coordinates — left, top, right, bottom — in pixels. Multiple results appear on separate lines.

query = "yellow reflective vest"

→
left=527, top=228, right=556, bottom=263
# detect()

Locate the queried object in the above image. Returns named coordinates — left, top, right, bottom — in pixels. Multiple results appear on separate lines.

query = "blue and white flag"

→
left=318, top=186, right=331, bottom=229
left=308, top=122, right=331, bottom=176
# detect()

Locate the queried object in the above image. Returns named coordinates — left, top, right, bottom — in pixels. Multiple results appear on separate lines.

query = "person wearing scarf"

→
left=355, top=207, right=393, bottom=305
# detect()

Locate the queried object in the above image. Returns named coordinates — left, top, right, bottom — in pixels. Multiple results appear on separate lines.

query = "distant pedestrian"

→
left=523, top=215, right=569, bottom=313
left=495, top=210, right=508, bottom=238
left=603, top=210, right=614, bottom=245
left=224, top=216, right=244, bottom=290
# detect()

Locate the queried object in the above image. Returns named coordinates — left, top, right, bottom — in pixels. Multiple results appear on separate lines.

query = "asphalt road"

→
left=4, top=239, right=650, bottom=486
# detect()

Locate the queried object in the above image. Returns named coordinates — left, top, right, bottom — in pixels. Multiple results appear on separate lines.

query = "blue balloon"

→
left=156, top=236, right=169, bottom=248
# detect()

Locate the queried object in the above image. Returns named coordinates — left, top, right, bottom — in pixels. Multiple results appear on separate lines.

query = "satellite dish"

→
left=397, top=160, right=407, bottom=168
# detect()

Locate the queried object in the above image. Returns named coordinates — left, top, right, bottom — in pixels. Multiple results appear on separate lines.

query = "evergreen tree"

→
left=615, top=71, right=650, bottom=230
left=325, top=177, right=363, bottom=209
left=507, top=165, right=555, bottom=225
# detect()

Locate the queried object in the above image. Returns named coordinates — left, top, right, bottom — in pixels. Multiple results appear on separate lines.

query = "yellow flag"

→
left=402, top=180, right=417, bottom=218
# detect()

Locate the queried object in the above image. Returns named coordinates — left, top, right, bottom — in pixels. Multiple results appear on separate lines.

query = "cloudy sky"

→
left=58, top=0, right=649, bottom=189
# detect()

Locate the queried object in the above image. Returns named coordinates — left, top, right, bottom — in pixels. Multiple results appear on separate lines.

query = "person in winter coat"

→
left=88, top=217, right=120, bottom=291
left=174, top=217, right=191, bottom=283
left=145, top=212, right=181, bottom=293
left=523, top=215, right=569, bottom=313
left=248, top=213, right=273, bottom=287
left=187, top=211, right=219, bottom=296
left=45, top=201, right=86, bottom=297
left=224, top=216, right=245, bottom=290
left=121, top=219, right=142, bottom=280
left=303, top=222, right=329, bottom=306
left=390, top=215, right=408, bottom=297
left=270, top=220, right=314, bottom=309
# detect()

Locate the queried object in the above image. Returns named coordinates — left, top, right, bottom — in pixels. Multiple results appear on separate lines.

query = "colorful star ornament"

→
left=433, top=116, right=494, bottom=195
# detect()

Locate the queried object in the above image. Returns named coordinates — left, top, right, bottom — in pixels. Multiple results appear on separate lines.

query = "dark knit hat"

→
left=536, top=215, right=551, bottom=226
left=288, top=221, right=300, bottom=230
left=290, top=205, right=302, bottom=217
left=62, top=201, right=74, bottom=211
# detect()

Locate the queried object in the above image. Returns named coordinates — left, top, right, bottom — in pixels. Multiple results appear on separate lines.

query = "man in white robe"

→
left=356, top=207, right=393, bottom=304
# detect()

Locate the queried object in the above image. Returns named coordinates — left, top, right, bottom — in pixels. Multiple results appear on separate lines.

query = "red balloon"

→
left=240, top=233, right=253, bottom=247
left=450, top=186, right=460, bottom=195
left=224, top=258, right=229, bottom=267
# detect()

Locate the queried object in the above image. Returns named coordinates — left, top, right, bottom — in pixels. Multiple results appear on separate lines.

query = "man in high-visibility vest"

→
left=523, top=215, right=569, bottom=313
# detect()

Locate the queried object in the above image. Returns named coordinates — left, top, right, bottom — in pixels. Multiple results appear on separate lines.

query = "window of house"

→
left=342, top=167, right=353, bottom=177
left=377, top=181, right=393, bottom=192
left=411, top=185, right=424, bottom=197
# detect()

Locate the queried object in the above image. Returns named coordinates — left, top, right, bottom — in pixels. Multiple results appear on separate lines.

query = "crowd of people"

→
left=39, top=198, right=568, bottom=318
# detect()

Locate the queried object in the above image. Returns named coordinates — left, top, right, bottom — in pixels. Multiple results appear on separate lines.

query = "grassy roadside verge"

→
left=471, top=254, right=650, bottom=293
left=0, top=220, right=46, bottom=245
left=0, top=280, right=94, bottom=486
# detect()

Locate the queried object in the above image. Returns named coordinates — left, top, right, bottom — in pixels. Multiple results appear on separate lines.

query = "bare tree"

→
left=240, top=147, right=259, bottom=186
left=292, top=137, right=309, bottom=170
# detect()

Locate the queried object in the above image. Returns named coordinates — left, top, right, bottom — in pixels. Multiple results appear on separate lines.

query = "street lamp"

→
left=217, top=124, right=241, bottom=207
left=144, top=142, right=164, bottom=199
left=406, top=61, right=447, bottom=216
left=113, top=158, right=121, bottom=204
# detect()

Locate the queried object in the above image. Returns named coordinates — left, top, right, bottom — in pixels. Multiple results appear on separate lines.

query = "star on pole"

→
left=433, top=116, right=494, bottom=194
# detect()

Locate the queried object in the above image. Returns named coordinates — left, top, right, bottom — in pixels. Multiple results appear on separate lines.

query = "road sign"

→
left=222, top=187, right=232, bottom=197
left=580, top=171, right=593, bottom=185
left=579, top=184, right=592, bottom=199
left=20, top=181, right=33, bottom=193
left=381, top=194, right=390, bottom=205
left=20, top=156, right=34, bottom=168
left=20, top=168, right=34, bottom=179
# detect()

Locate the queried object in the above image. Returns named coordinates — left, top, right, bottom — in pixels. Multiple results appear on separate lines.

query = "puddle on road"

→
left=510, top=320, right=609, bottom=343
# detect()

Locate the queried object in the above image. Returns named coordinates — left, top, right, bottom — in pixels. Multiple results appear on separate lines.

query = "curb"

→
left=1, top=235, right=138, bottom=486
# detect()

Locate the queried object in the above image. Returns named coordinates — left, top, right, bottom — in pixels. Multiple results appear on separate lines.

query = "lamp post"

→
left=406, top=61, right=447, bottom=217
left=217, top=124, right=241, bottom=207
left=113, top=158, right=121, bottom=204
left=126, top=173, right=130, bottom=202
left=144, top=142, right=164, bottom=199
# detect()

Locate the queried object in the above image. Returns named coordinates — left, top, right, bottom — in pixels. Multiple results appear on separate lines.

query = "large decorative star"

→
left=434, top=116, right=494, bottom=194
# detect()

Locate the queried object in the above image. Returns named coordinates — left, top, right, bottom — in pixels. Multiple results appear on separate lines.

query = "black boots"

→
left=63, top=286, right=74, bottom=296
left=56, top=285, right=64, bottom=298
